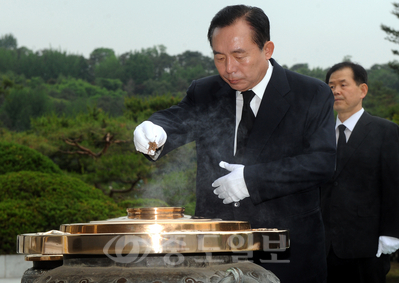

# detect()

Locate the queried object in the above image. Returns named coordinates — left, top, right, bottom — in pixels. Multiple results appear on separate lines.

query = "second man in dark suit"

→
left=321, top=62, right=399, bottom=283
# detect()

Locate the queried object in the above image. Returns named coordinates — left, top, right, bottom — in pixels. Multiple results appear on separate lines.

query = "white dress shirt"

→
left=335, top=108, right=364, bottom=143
left=234, top=61, right=274, bottom=154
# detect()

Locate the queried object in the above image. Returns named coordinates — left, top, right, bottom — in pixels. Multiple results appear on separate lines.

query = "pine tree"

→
left=381, top=3, right=399, bottom=74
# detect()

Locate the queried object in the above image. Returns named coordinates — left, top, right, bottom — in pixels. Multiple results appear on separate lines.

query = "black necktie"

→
left=236, top=90, right=256, bottom=157
left=336, top=124, right=346, bottom=169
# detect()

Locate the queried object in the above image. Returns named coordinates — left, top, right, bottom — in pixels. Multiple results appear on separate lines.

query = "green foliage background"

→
left=0, top=141, right=62, bottom=175
left=0, top=171, right=125, bottom=254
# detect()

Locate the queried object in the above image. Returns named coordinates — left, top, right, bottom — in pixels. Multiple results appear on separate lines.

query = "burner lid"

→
left=17, top=207, right=289, bottom=255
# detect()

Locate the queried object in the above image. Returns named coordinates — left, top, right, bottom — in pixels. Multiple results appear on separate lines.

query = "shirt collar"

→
left=336, top=108, right=364, bottom=132
left=252, top=60, right=273, bottom=99
left=236, top=60, right=273, bottom=99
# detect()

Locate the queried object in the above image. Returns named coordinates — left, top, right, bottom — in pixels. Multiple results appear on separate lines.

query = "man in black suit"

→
left=321, top=62, right=399, bottom=282
left=134, top=5, right=336, bottom=282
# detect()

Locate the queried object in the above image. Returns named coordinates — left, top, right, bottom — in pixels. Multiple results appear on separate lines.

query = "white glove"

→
left=133, top=121, right=167, bottom=156
left=376, top=236, right=399, bottom=257
left=212, top=161, right=249, bottom=204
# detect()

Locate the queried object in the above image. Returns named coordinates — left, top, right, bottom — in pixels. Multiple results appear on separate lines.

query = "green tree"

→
left=176, top=50, right=216, bottom=75
left=0, top=48, right=18, bottom=74
left=124, top=94, right=182, bottom=122
left=89, top=48, right=115, bottom=66
left=368, top=64, right=399, bottom=92
left=95, top=95, right=125, bottom=117
left=162, top=50, right=217, bottom=92
left=0, top=75, right=18, bottom=105
left=12, top=48, right=90, bottom=82
left=28, top=108, right=152, bottom=199
left=46, top=76, right=126, bottom=117
left=150, top=45, right=175, bottom=80
left=364, top=80, right=399, bottom=118
left=0, top=34, right=17, bottom=50
left=0, top=126, right=57, bottom=158
left=0, top=87, right=52, bottom=131
left=0, top=141, right=63, bottom=175
left=94, top=55, right=123, bottom=80
left=88, top=48, right=115, bottom=79
left=289, top=63, right=326, bottom=82
left=120, top=51, right=155, bottom=90
left=95, top=78, right=123, bottom=91
left=0, top=171, right=124, bottom=254
left=381, top=2, right=399, bottom=74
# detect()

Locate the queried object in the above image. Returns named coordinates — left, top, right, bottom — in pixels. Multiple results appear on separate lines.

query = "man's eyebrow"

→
left=232, top=48, right=246, bottom=54
left=329, top=79, right=347, bottom=84
left=213, top=49, right=246, bottom=55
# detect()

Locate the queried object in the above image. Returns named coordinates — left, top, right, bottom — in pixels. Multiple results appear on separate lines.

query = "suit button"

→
left=233, top=202, right=240, bottom=208
left=334, top=182, right=338, bottom=186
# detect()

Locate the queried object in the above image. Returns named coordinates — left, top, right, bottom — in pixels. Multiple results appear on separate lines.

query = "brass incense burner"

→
left=17, top=207, right=289, bottom=283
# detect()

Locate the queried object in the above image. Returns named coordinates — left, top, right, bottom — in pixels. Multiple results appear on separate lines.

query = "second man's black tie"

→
left=236, top=90, right=256, bottom=157
left=336, top=124, right=346, bottom=169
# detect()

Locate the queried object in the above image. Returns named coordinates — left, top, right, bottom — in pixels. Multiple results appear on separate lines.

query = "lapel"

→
left=333, top=111, right=372, bottom=177
left=244, top=58, right=291, bottom=162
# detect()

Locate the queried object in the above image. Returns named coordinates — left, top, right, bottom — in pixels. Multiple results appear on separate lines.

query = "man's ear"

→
left=263, top=41, right=274, bottom=59
left=360, top=83, right=368, bottom=99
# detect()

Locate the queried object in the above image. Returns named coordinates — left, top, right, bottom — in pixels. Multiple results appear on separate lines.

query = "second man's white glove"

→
left=212, top=161, right=249, bottom=204
left=376, top=236, right=399, bottom=257
left=133, top=121, right=167, bottom=156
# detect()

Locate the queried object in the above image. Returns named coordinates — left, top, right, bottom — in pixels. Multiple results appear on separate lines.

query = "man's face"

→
left=328, top=67, right=367, bottom=120
left=211, top=19, right=274, bottom=92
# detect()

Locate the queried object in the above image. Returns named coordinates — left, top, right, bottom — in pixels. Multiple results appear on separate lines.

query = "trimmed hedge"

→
left=0, top=141, right=63, bottom=175
left=0, top=171, right=125, bottom=254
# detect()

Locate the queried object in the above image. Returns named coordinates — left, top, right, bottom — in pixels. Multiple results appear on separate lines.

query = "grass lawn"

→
left=387, top=261, right=399, bottom=282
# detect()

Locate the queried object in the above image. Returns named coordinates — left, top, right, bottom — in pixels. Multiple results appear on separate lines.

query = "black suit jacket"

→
left=321, top=111, right=399, bottom=259
left=148, top=58, right=336, bottom=282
